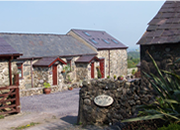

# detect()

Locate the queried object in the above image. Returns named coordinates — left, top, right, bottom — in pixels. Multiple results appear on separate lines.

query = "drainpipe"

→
left=108, top=50, right=110, bottom=77
left=9, top=56, right=13, bottom=86
left=31, top=58, right=34, bottom=88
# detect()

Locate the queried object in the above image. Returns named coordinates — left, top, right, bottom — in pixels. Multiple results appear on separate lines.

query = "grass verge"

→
left=11, top=122, right=40, bottom=130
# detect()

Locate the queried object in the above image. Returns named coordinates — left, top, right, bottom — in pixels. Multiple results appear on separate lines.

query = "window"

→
left=90, top=39, right=98, bottom=44
left=17, top=63, right=23, bottom=79
left=83, top=31, right=91, bottom=37
left=111, top=39, right=119, bottom=44
left=102, top=39, right=110, bottom=44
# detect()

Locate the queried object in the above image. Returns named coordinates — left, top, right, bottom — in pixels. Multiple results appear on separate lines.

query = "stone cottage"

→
left=0, top=29, right=128, bottom=91
left=67, top=29, right=128, bottom=78
left=137, top=1, right=180, bottom=86
left=0, top=33, right=97, bottom=90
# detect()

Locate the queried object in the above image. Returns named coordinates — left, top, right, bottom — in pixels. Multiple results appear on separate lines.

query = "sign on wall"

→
left=94, top=94, right=113, bottom=107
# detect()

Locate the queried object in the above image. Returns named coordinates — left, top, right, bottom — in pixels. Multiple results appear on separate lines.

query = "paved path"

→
left=0, top=88, right=80, bottom=130
left=20, top=88, right=80, bottom=116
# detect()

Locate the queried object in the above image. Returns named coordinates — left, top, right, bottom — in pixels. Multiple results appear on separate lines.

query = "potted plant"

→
left=61, top=69, right=65, bottom=73
left=107, top=75, right=110, bottom=78
left=67, top=75, right=72, bottom=84
left=96, top=66, right=102, bottom=79
left=114, top=75, right=116, bottom=80
left=68, top=85, right=73, bottom=90
left=132, top=69, right=136, bottom=75
left=43, top=82, right=51, bottom=94
left=118, top=75, right=124, bottom=80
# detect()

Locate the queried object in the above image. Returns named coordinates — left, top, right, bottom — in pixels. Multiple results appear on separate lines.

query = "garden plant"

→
left=96, top=66, right=102, bottom=78
left=122, top=51, right=180, bottom=126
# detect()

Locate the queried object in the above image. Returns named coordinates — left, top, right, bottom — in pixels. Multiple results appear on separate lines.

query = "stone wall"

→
left=18, top=59, right=64, bottom=90
left=76, top=63, right=89, bottom=81
left=33, top=67, right=49, bottom=87
left=0, top=57, right=79, bottom=91
left=18, top=60, right=36, bottom=89
left=0, top=61, right=17, bottom=87
left=110, top=49, right=127, bottom=77
left=78, top=78, right=155, bottom=125
left=20, top=82, right=80, bottom=97
left=0, top=62, right=10, bottom=87
left=97, top=49, right=127, bottom=78
left=140, top=43, right=180, bottom=87
left=57, top=64, right=64, bottom=85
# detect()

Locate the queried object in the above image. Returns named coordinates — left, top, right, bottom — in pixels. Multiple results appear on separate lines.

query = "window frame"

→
left=17, top=63, right=23, bottom=79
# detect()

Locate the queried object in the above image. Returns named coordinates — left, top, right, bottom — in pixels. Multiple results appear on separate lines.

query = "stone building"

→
left=68, top=29, right=128, bottom=78
left=0, top=29, right=128, bottom=91
left=0, top=33, right=96, bottom=89
left=137, top=1, right=180, bottom=86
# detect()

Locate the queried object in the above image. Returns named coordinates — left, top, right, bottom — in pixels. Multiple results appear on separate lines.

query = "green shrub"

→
left=128, top=58, right=140, bottom=68
left=67, top=75, right=72, bottom=83
left=96, top=66, right=102, bottom=78
left=63, top=65, right=71, bottom=73
left=11, top=122, right=39, bottom=130
left=107, top=75, right=110, bottom=78
left=43, top=82, right=51, bottom=88
left=78, top=122, right=82, bottom=125
left=122, top=51, right=180, bottom=124
left=132, top=69, right=136, bottom=75
left=114, top=75, right=116, bottom=79
left=157, top=123, right=180, bottom=130
left=0, top=115, right=4, bottom=119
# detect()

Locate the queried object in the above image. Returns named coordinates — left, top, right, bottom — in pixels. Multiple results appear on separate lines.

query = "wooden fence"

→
left=0, top=74, right=20, bottom=115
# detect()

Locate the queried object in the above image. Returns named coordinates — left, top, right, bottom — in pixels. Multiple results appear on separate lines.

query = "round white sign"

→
left=94, top=94, right=113, bottom=107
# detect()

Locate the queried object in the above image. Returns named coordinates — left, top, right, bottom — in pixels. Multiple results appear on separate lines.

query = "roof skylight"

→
left=102, top=39, right=110, bottom=44
left=112, top=39, right=118, bottom=44
left=90, top=39, right=98, bottom=44
left=83, top=31, right=91, bottom=37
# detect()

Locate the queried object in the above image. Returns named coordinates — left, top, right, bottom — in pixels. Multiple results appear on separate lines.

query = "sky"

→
left=0, top=1, right=165, bottom=50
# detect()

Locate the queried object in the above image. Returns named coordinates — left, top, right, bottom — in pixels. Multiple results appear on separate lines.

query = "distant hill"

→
left=128, top=51, right=140, bottom=59
left=127, top=51, right=140, bottom=68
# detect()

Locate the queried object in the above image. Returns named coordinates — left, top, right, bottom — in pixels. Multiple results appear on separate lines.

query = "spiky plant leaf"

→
left=122, top=114, right=164, bottom=122
left=164, top=99, right=180, bottom=104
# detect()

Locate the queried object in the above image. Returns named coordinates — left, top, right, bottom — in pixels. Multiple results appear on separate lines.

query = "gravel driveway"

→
left=20, top=88, right=80, bottom=116
left=0, top=88, right=81, bottom=130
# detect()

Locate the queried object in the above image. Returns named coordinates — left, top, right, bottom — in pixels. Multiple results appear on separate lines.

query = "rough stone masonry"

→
left=77, top=78, right=156, bottom=125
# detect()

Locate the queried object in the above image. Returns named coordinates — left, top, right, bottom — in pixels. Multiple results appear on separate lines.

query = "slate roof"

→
left=0, top=33, right=97, bottom=59
left=0, top=37, right=21, bottom=56
left=75, top=55, right=100, bottom=63
left=137, top=1, right=180, bottom=45
left=33, top=57, right=66, bottom=67
left=70, top=29, right=128, bottom=50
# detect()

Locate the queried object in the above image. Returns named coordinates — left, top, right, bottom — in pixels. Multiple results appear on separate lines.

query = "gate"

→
left=0, top=74, right=20, bottom=115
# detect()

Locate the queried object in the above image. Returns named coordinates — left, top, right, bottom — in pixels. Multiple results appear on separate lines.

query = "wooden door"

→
left=53, top=65, right=57, bottom=85
left=91, top=62, right=94, bottom=78
left=100, top=59, right=105, bottom=78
